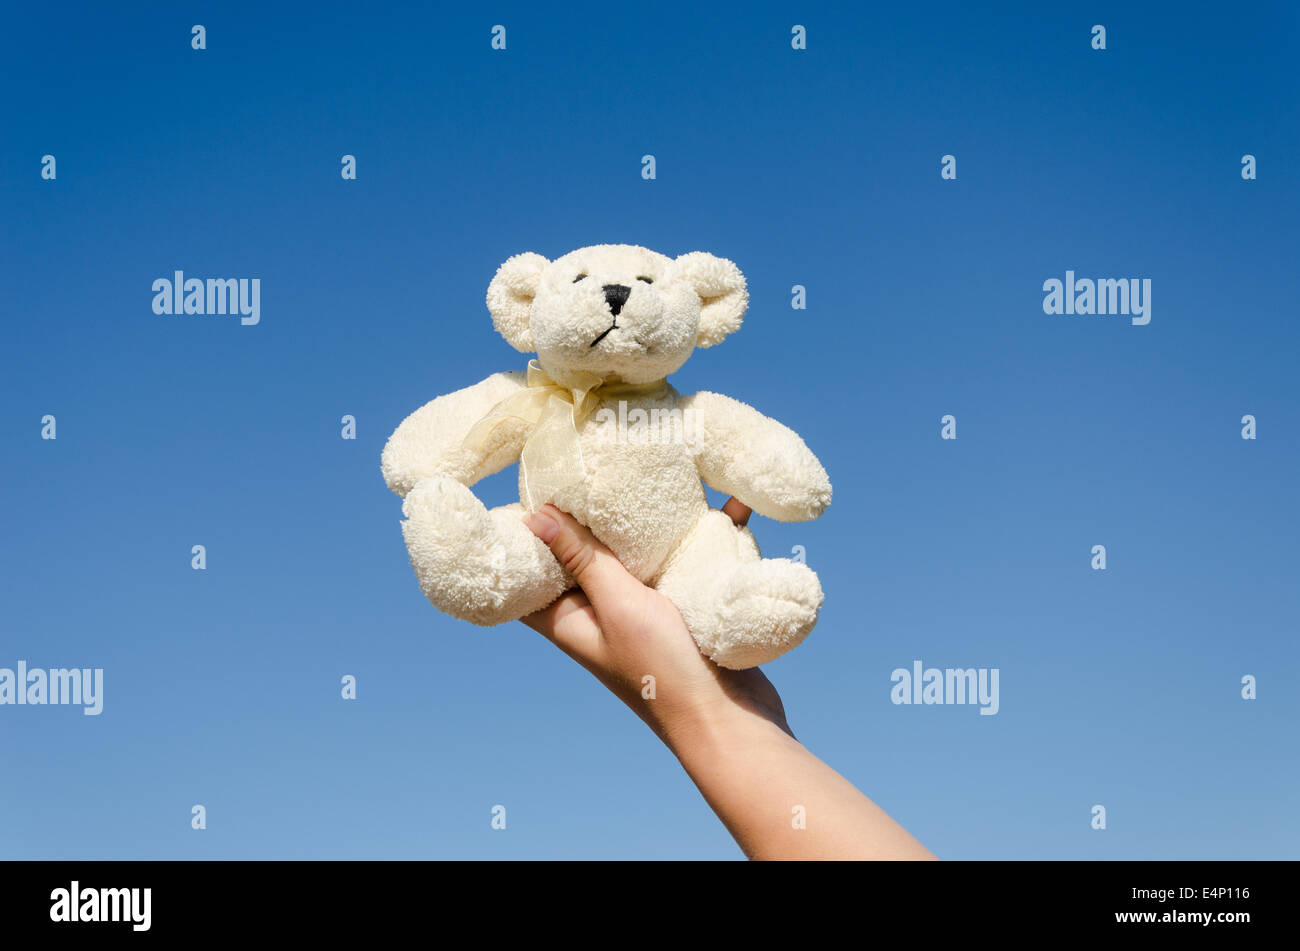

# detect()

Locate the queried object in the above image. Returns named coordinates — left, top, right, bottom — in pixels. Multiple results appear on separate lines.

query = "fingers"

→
left=523, top=504, right=639, bottom=613
left=520, top=589, right=589, bottom=637
left=722, top=496, right=752, bottom=527
left=521, top=590, right=602, bottom=660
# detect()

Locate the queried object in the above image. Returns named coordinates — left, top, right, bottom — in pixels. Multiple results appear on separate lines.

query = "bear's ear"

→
left=486, top=252, right=549, bottom=352
left=669, top=251, right=748, bottom=348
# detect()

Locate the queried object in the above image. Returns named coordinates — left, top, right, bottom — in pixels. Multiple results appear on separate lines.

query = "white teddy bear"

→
left=381, top=244, right=831, bottom=669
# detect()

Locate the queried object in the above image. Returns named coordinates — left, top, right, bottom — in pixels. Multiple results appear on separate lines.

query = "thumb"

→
left=523, top=504, right=637, bottom=610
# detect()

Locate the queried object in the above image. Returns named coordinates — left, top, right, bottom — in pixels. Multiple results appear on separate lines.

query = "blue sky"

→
left=2, top=0, right=1297, bottom=859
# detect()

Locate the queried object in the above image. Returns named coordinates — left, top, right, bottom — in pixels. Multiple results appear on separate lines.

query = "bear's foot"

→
left=702, top=559, right=824, bottom=670
left=401, top=476, right=569, bottom=625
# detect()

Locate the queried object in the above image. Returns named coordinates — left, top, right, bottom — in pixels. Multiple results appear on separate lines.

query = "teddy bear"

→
left=381, top=244, right=831, bottom=669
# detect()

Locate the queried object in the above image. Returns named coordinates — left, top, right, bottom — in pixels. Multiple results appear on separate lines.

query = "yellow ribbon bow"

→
left=461, top=360, right=666, bottom=512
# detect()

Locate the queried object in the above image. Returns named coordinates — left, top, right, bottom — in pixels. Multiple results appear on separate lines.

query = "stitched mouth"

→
left=589, top=320, right=618, bottom=347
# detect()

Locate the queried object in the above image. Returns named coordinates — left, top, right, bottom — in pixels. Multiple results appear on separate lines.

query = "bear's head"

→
left=485, top=244, right=747, bottom=386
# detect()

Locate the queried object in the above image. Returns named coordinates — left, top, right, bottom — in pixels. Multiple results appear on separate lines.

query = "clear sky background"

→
left=2, top=1, right=1297, bottom=859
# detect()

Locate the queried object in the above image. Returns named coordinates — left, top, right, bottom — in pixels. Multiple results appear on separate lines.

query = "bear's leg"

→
left=655, top=509, right=823, bottom=670
left=400, top=476, right=571, bottom=625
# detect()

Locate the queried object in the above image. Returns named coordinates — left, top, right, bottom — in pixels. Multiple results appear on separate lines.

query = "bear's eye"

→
left=573, top=273, right=587, bottom=283
left=637, top=276, right=654, bottom=284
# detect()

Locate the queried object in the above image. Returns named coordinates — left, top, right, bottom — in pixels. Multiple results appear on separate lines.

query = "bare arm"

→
left=683, top=391, right=831, bottom=522
left=520, top=500, right=934, bottom=861
left=672, top=698, right=936, bottom=860
left=381, top=371, right=527, bottom=497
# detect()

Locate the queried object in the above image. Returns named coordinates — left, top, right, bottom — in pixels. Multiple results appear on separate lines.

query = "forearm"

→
left=665, top=703, right=936, bottom=861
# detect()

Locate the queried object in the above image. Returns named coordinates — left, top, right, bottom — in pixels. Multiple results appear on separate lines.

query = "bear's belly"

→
left=542, top=408, right=707, bottom=583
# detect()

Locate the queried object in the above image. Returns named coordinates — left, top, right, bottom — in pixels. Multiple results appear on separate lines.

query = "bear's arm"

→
left=681, top=391, right=831, bottom=522
left=381, top=371, right=529, bottom=498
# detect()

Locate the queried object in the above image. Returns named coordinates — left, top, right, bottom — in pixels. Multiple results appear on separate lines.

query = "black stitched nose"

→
left=602, top=284, right=631, bottom=316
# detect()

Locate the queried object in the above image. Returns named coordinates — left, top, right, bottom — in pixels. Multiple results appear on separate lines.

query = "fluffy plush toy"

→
left=381, top=244, right=831, bottom=669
